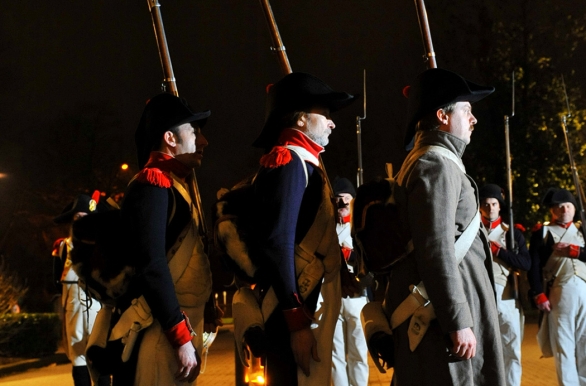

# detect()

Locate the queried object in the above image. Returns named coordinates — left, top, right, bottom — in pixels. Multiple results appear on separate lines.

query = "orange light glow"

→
left=121, top=163, right=129, bottom=170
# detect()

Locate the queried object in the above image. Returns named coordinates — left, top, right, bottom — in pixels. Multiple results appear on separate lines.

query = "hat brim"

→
left=253, top=93, right=357, bottom=149
left=403, top=80, right=494, bottom=149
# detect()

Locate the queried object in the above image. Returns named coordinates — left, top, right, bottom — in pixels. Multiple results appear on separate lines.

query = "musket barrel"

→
left=259, top=0, right=292, bottom=75
left=504, top=115, right=515, bottom=249
left=414, top=0, right=437, bottom=69
left=148, top=0, right=178, bottom=96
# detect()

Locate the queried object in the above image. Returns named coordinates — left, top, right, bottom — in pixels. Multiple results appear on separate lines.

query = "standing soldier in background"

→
left=479, top=184, right=530, bottom=386
left=52, top=191, right=111, bottom=386
left=251, top=72, right=356, bottom=386
left=114, top=93, right=219, bottom=385
left=331, top=177, right=369, bottom=386
left=388, top=68, right=505, bottom=385
left=528, top=188, right=586, bottom=385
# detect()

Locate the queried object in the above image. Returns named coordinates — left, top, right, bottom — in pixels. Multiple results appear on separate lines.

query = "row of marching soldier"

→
left=49, top=68, right=585, bottom=386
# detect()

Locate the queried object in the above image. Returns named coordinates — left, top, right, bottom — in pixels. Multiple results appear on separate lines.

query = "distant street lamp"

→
left=0, top=173, right=8, bottom=179
left=120, top=164, right=129, bottom=171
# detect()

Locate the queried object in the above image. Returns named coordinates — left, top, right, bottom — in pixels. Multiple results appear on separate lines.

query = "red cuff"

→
left=282, top=305, right=314, bottom=332
left=341, top=246, right=352, bottom=261
left=534, top=293, right=548, bottom=306
left=164, top=311, right=195, bottom=349
left=569, top=244, right=581, bottom=258
left=490, top=241, right=500, bottom=256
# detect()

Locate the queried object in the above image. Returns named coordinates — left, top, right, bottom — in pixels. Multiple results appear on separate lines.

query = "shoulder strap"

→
left=284, top=147, right=309, bottom=188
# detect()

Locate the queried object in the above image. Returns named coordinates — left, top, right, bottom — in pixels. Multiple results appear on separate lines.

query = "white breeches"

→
left=62, top=281, right=100, bottom=366
left=548, top=276, right=586, bottom=386
left=331, top=295, right=369, bottom=386
left=298, top=276, right=341, bottom=386
left=134, top=303, right=205, bottom=386
left=495, top=283, right=523, bottom=386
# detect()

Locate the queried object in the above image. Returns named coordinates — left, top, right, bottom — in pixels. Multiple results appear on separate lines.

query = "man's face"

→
left=480, top=198, right=500, bottom=221
left=550, top=202, right=575, bottom=225
left=172, top=122, right=208, bottom=169
left=439, top=102, right=477, bottom=144
left=335, top=192, right=353, bottom=219
left=300, top=106, right=335, bottom=147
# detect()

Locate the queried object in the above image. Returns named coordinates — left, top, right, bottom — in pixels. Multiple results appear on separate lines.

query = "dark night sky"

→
left=1, top=1, right=585, bottom=308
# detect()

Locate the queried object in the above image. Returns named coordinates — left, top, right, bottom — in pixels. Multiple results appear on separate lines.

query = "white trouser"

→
left=548, top=275, right=586, bottom=386
left=298, top=276, right=341, bottom=386
left=134, top=303, right=205, bottom=386
left=62, top=276, right=101, bottom=366
left=495, top=283, right=523, bottom=386
left=331, top=295, right=369, bottom=386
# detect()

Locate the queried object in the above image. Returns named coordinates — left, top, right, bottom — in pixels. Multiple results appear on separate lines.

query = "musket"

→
left=504, top=71, right=515, bottom=250
left=504, top=71, right=520, bottom=300
left=414, top=0, right=437, bottom=69
left=258, top=0, right=292, bottom=75
left=559, top=75, right=586, bottom=237
left=147, top=0, right=209, bottom=245
left=356, top=69, right=366, bottom=187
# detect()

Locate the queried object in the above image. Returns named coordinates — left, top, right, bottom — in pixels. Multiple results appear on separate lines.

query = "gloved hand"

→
left=489, top=241, right=501, bottom=256
left=369, top=331, right=395, bottom=369
left=243, top=326, right=267, bottom=358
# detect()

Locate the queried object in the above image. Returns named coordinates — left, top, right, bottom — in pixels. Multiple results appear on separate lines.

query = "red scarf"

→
left=135, top=151, right=192, bottom=188
left=260, top=128, right=324, bottom=168
left=338, top=215, right=351, bottom=224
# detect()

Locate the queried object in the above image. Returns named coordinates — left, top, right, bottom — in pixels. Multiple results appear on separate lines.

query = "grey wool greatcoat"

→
left=386, top=130, right=505, bottom=386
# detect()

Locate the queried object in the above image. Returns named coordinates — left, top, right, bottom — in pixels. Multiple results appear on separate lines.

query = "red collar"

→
left=554, top=221, right=573, bottom=229
left=481, top=216, right=501, bottom=230
left=135, top=151, right=192, bottom=188
left=338, top=215, right=351, bottom=224
left=277, top=128, right=324, bottom=159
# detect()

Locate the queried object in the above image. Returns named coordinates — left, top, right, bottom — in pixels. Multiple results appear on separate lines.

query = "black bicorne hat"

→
left=53, top=191, right=110, bottom=224
left=542, top=188, right=578, bottom=208
left=479, top=184, right=505, bottom=207
left=135, top=93, right=211, bottom=168
left=404, top=68, right=495, bottom=149
left=252, top=72, right=357, bottom=150
left=333, top=177, right=357, bottom=198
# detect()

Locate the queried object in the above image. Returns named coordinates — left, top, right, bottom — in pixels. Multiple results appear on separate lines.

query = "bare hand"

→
left=174, top=341, right=200, bottom=383
left=449, top=328, right=476, bottom=360
left=290, top=327, right=320, bottom=376
left=553, top=242, right=571, bottom=257
left=537, top=299, right=551, bottom=312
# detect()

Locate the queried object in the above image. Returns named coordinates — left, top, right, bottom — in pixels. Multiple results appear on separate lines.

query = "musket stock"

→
left=414, top=0, right=437, bottom=69
left=146, top=0, right=208, bottom=242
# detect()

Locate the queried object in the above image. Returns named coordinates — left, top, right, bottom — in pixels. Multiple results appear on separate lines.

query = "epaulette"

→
left=514, top=223, right=526, bottom=232
left=575, top=220, right=582, bottom=229
left=259, top=145, right=293, bottom=168
left=135, top=167, right=173, bottom=188
left=532, top=222, right=546, bottom=232
left=500, top=223, right=510, bottom=232
left=52, top=238, right=66, bottom=256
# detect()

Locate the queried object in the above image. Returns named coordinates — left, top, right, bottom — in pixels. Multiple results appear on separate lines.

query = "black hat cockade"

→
left=53, top=190, right=109, bottom=224
left=542, top=188, right=578, bottom=209
left=252, top=72, right=357, bottom=150
left=403, top=68, right=495, bottom=149
left=479, top=184, right=506, bottom=208
left=333, top=177, right=357, bottom=198
left=135, top=93, right=211, bottom=169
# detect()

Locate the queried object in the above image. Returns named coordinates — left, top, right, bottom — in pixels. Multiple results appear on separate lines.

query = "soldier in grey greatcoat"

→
left=386, top=68, right=506, bottom=385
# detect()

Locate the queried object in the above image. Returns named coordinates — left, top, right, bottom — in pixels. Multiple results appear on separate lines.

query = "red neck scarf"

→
left=277, top=128, right=324, bottom=159
left=136, top=151, right=192, bottom=188
left=338, top=215, right=351, bottom=224
left=481, top=216, right=501, bottom=230
left=260, top=128, right=324, bottom=168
